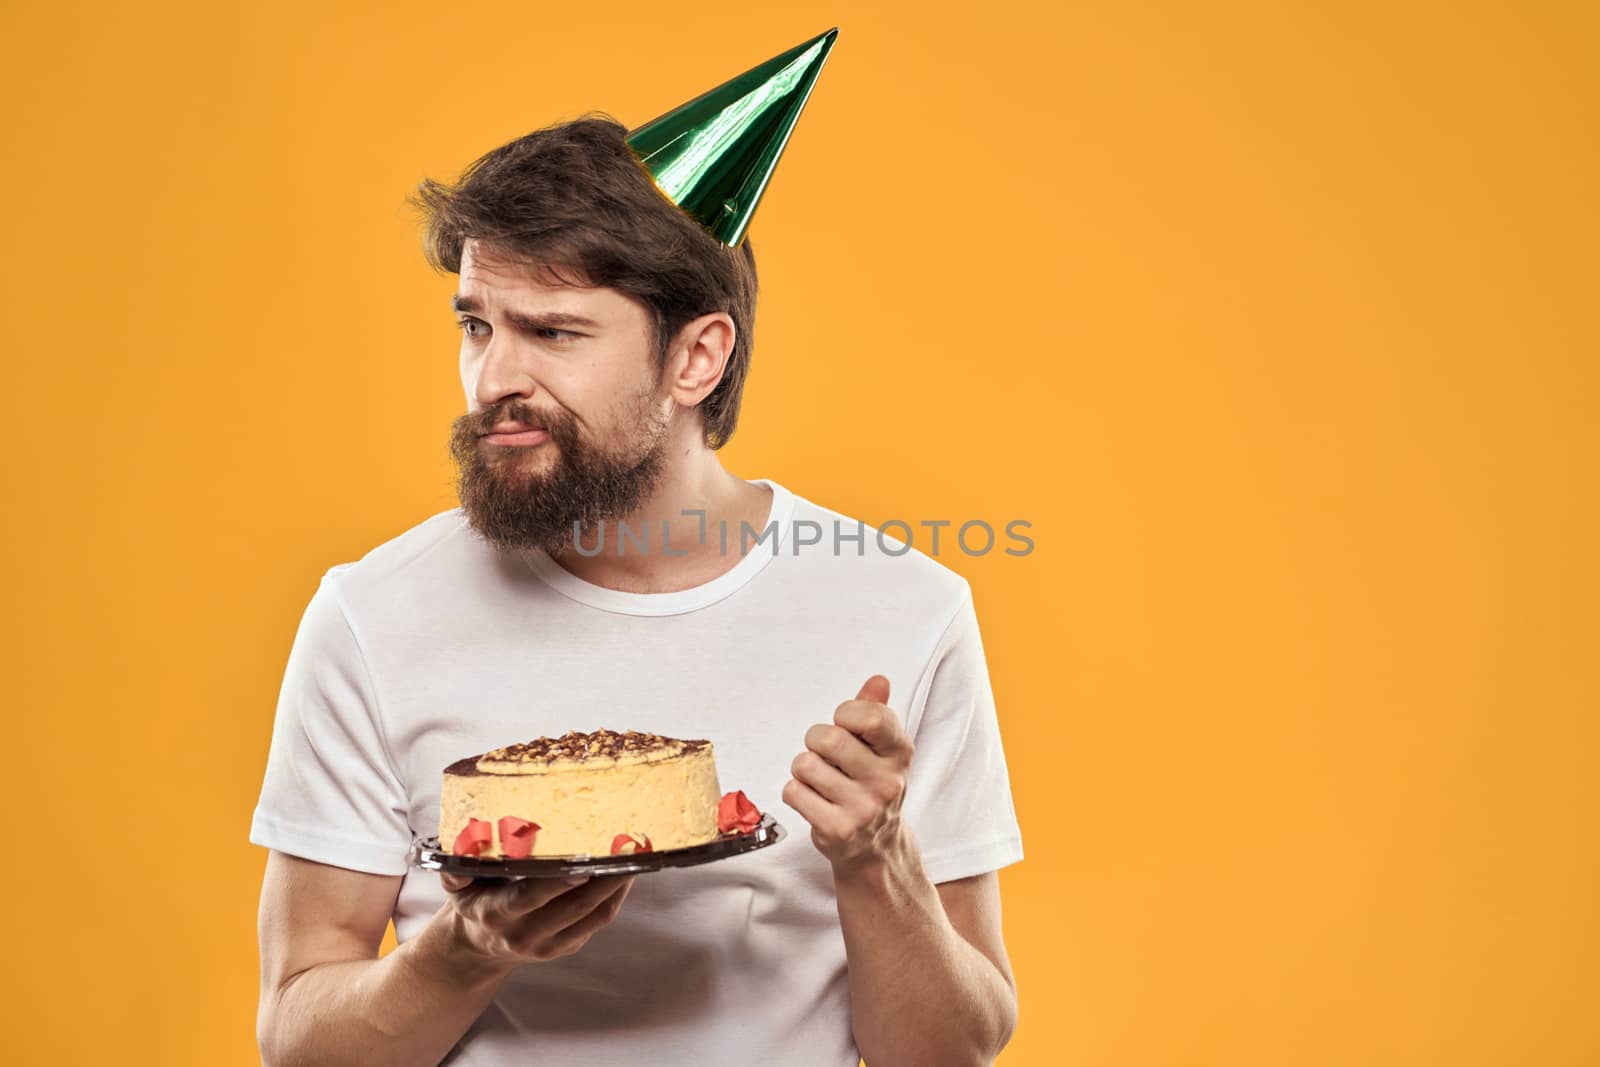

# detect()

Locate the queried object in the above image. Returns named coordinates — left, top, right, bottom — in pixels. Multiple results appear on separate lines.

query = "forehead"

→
left=456, top=238, right=644, bottom=322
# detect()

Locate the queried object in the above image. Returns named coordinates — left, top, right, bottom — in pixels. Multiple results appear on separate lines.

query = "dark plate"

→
left=409, top=813, right=786, bottom=880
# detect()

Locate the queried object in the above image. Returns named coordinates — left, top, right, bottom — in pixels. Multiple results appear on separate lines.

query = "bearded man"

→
left=250, top=29, right=1023, bottom=1067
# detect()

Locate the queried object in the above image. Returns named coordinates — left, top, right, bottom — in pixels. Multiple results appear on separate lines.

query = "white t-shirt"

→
left=250, top=478, right=1023, bottom=1066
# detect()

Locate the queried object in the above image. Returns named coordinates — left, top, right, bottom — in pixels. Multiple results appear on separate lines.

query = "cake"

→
left=439, top=728, right=758, bottom=859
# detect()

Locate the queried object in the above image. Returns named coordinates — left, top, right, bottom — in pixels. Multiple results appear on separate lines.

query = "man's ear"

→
left=665, top=311, right=736, bottom=408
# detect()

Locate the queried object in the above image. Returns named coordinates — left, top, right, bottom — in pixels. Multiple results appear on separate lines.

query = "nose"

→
left=467, top=331, right=537, bottom=411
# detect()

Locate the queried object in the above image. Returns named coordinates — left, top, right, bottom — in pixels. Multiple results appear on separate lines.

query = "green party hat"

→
left=626, top=27, right=838, bottom=246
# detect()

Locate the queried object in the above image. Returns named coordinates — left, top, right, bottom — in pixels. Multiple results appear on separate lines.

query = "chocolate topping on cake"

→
left=443, top=755, right=484, bottom=776
left=467, top=729, right=711, bottom=774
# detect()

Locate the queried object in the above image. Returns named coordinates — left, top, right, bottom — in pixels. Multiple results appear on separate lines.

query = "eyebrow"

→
left=450, top=293, right=600, bottom=333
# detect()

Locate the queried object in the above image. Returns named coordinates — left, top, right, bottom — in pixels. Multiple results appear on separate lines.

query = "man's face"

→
left=448, top=238, right=673, bottom=554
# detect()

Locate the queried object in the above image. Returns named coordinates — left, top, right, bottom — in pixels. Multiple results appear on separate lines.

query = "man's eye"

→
left=457, top=318, right=488, bottom=339
left=536, top=327, right=577, bottom=342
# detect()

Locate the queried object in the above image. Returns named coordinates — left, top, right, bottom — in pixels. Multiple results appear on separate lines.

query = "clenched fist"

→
left=783, top=675, right=916, bottom=875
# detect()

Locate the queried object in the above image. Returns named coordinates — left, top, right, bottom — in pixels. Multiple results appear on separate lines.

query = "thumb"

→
left=440, top=871, right=475, bottom=894
left=855, top=674, right=891, bottom=705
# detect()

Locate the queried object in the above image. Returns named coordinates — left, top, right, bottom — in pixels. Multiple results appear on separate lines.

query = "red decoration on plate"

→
left=718, top=790, right=761, bottom=834
left=610, top=833, right=653, bottom=855
left=498, top=816, right=540, bottom=859
left=452, top=818, right=492, bottom=856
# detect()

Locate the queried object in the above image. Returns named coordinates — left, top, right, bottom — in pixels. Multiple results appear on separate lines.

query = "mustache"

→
left=474, top=404, right=562, bottom=435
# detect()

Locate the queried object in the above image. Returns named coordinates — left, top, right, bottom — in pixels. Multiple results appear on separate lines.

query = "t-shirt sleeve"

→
left=900, top=583, right=1025, bottom=885
left=248, top=568, right=413, bottom=876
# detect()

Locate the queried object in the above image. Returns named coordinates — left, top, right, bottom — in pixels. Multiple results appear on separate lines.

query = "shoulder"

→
left=778, top=482, right=973, bottom=622
left=315, top=507, right=480, bottom=613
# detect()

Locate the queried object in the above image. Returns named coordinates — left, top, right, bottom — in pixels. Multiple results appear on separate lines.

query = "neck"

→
left=541, top=432, right=774, bottom=595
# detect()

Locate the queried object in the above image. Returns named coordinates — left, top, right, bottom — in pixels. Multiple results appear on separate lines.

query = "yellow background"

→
left=2, top=2, right=1595, bottom=1064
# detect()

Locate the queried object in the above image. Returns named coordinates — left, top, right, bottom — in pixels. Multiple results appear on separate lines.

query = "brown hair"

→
left=409, top=113, right=759, bottom=449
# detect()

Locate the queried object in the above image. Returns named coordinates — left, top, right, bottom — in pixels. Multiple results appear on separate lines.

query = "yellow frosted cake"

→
left=439, top=728, right=726, bottom=858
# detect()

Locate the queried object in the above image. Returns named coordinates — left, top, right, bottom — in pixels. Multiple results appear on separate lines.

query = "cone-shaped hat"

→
left=626, top=27, right=838, bottom=246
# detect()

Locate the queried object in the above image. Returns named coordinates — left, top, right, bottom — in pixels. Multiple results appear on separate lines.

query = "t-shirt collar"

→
left=518, top=478, right=794, bottom=617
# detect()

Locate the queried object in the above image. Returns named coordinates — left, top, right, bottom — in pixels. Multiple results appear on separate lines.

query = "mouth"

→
left=480, top=426, right=551, bottom=447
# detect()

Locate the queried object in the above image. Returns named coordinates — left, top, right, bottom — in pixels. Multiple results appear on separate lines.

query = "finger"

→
left=541, top=878, right=636, bottom=956
left=781, top=774, right=842, bottom=829
left=509, top=876, right=631, bottom=951
left=441, top=871, right=517, bottom=897
left=548, top=876, right=634, bottom=940
left=854, top=674, right=891, bottom=705
left=511, top=874, right=627, bottom=931
left=804, top=721, right=879, bottom=778
left=499, top=874, right=594, bottom=917
left=450, top=876, right=567, bottom=927
left=833, top=699, right=910, bottom=758
left=790, top=749, right=858, bottom=805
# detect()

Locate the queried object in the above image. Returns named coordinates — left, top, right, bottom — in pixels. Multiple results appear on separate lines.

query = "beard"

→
left=449, top=386, right=671, bottom=556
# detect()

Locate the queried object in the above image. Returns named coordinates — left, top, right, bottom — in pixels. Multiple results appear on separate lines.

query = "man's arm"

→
left=834, top=860, right=1018, bottom=1066
left=785, top=675, right=1020, bottom=1066
left=256, top=850, right=635, bottom=1067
